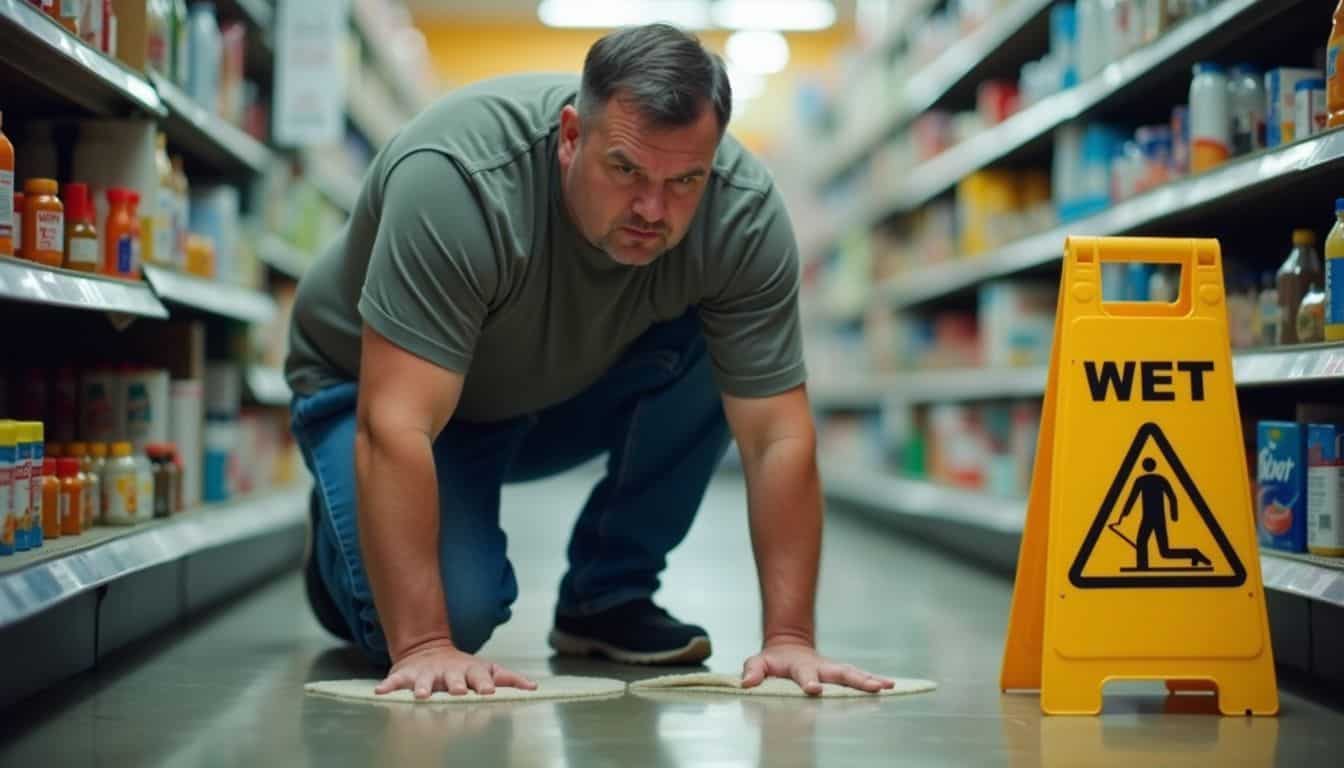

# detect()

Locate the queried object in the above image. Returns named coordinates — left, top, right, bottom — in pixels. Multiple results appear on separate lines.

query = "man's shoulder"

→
left=709, top=132, right=775, bottom=199
left=387, top=73, right=577, bottom=176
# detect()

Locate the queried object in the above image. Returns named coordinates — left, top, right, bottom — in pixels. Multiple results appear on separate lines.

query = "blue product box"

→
left=1257, top=421, right=1307, bottom=552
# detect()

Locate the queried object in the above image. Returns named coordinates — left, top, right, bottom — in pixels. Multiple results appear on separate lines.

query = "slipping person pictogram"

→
left=1111, top=458, right=1212, bottom=572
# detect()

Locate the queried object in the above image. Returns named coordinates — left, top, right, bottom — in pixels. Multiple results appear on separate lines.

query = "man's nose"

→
left=632, top=187, right=666, bottom=224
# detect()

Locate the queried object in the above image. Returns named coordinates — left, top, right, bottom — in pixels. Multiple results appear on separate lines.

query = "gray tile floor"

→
left=3, top=465, right=1343, bottom=766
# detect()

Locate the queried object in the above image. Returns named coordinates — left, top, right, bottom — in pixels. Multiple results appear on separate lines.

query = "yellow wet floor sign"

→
left=1000, top=237, right=1278, bottom=716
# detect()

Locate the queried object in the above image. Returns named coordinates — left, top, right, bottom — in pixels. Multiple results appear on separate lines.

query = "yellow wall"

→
left=413, top=19, right=852, bottom=153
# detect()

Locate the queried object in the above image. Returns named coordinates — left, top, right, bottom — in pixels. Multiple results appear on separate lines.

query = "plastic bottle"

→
left=0, top=422, right=16, bottom=556
left=58, top=0, right=79, bottom=34
left=128, top=190, right=144, bottom=278
left=23, top=179, right=64, bottom=268
left=88, top=442, right=108, bottom=524
left=0, top=110, right=14, bottom=258
left=166, top=443, right=184, bottom=514
left=79, top=0, right=103, bottom=50
left=58, top=458, right=84, bottom=536
left=152, top=134, right=174, bottom=266
left=1227, top=65, right=1266, bottom=155
left=1298, top=283, right=1327, bottom=344
left=1295, top=78, right=1328, bottom=140
left=26, top=422, right=45, bottom=547
left=67, top=441, right=99, bottom=530
left=1189, top=63, right=1230, bottom=173
left=1328, top=0, right=1344, bottom=128
left=1278, top=229, right=1325, bottom=345
left=102, top=0, right=117, bottom=56
left=12, top=422, right=33, bottom=551
left=104, top=187, right=135, bottom=278
left=135, top=447, right=155, bottom=523
left=104, top=442, right=139, bottom=525
left=41, top=458, right=60, bottom=540
left=147, top=0, right=172, bottom=75
left=1326, top=198, right=1344, bottom=341
left=148, top=444, right=173, bottom=519
left=187, top=3, right=222, bottom=113
left=62, top=182, right=99, bottom=273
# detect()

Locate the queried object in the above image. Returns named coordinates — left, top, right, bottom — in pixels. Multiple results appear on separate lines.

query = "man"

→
left=286, top=23, right=893, bottom=699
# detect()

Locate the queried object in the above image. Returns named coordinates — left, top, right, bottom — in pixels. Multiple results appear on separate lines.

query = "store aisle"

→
left=2, top=465, right=1342, bottom=766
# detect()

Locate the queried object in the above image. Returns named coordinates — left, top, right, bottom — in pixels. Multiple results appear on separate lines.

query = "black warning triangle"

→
left=1069, top=422, right=1247, bottom=589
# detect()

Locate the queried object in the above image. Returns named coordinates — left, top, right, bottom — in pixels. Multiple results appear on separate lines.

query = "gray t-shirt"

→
left=285, top=73, right=806, bottom=423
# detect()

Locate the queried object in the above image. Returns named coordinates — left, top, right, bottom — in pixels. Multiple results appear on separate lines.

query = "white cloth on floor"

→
left=630, top=672, right=937, bottom=698
left=304, top=675, right=625, bottom=704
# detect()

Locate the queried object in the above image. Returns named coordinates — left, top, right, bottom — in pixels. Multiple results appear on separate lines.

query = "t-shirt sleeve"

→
left=356, top=151, right=498, bottom=374
left=698, top=185, right=808, bottom=398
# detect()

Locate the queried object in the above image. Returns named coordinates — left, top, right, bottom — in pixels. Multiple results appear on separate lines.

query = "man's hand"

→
left=741, top=642, right=895, bottom=696
left=375, top=640, right=538, bottom=699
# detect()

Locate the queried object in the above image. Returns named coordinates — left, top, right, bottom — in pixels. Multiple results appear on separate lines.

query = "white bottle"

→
left=136, top=452, right=156, bottom=524
left=1189, top=62, right=1231, bottom=173
left=186, top=3, right=221, bottom=113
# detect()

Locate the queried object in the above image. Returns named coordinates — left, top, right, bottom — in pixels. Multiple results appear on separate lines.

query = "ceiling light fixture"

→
left=712, top=0, right=836, bottom=31
left=725, top=30, right=789, bottom=75
left=537, top=0, right=712, bottom=30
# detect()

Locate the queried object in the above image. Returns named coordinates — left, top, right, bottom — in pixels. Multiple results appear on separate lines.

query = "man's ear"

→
left=558, top=105, right=582, bottom=165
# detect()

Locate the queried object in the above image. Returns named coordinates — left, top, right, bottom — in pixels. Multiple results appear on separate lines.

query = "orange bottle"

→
left=0, top=110, right=14, bottom=258
left=62, top=182, right=99, bottom=273
left=128, top=190, right=143, bottom=278
left=58, top=457, right=84, bottom=536
left=23, top=178, right=64, bottom=268
left=41, top=458, right=61, bottom=539
left=104, top=187, right=135, bottom=278
left=1330, top=1, right=1344, bottom=128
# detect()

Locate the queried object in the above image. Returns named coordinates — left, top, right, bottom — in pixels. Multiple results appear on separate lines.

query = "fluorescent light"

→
left=726, top=30, right=789, bottom=74
left=726, top=64, right=765, bottom=102
left=538, top=0, right=712, bottom=29
left=712, top=0, right=836, bottom=31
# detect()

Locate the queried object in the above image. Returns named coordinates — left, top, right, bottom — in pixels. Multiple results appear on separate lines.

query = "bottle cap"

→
left=24, top=178, right=58, bottom=196
left=57, top=458, right=80, bottom=478
left=62, top=183, right=92, bottom=223
left=0, top=421, right=15, bottom=446
left=1193, top=62, right=1223, bottom=76
left=20, top=421, right=44, bottom=443
left=146, top=443, right=164, bottom=459
left=67, top=442, right=89, bottom=458
left=111, top=442, right=133, bottom=458
left=107, top=187, right=132, bottom=205
left=1293, top=229, right=1315, bottom=246
left=1295, top=78, right=1326, bottom=91
left=89, top=443, right=108, bottom=458
left=44, top=458, right=57, bottom=475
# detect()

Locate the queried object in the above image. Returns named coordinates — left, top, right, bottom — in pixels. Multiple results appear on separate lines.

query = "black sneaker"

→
left=548, top=598, right=711, bottom=665
left=305, top=491, right=354, bottom=642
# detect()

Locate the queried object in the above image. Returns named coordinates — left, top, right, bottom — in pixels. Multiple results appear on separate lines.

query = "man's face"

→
left=557, top=95, right=720, bottom=267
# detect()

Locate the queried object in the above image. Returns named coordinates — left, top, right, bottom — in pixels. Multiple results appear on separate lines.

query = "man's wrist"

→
left=392, top=633, right=457, bottom=662
left=762, top=629, right=815, bottom=649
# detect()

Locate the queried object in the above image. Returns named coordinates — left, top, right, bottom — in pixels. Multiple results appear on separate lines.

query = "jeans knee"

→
left=444, top=591, right=512, bottom=654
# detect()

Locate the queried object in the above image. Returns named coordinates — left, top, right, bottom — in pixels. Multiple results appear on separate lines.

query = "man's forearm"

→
left=354, top=422, right=453, bottom=659
left=744, top=437, right=822, bottom=647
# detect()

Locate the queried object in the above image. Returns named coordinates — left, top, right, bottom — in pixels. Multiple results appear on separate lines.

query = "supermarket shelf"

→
left=152, top=72, right=273, bottom=177
left=0, top=484, right=309, bottom=628
left=850, top=344, right=1344, bottom=406
left=821, top=463, right=1344, bottom=610
left=869, top=0, right=1296, bottom=220
left=144, top=265, right=278, bottom=325
left=1260, top=550, right=1344, bottom=608
left=813, top=0, right=1053, bottom=186
left=0, top=0, right=164, bottom=117
left=881, top=128, right=1344, bottom=310
left=246, top=366, right=292, bottom=407
left=257, top=234, right=311, bottom=280
left=0, top=257, right=169, bottom=319
left=821, top=462, right=1027, bottom=534
left=809, top=375, right=896, bottom=410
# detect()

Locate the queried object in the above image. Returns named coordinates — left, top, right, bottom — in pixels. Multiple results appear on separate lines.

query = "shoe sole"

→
left=548, top=629, right=712, bottom=665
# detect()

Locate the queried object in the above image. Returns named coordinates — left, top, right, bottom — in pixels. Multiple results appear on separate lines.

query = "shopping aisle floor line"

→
left=1, top=466, right=1341, bottom=766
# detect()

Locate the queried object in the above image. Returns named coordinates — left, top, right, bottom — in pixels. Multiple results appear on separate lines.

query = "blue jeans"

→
left=289, top=310, right=731, bottom=664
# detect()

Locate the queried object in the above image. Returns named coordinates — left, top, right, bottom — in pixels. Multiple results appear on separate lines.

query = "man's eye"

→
left=616, top=165, right=636, bottom=176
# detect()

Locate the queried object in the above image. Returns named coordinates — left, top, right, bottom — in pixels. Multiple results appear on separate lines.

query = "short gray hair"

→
left=578, top=23, right=732, bottom=134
